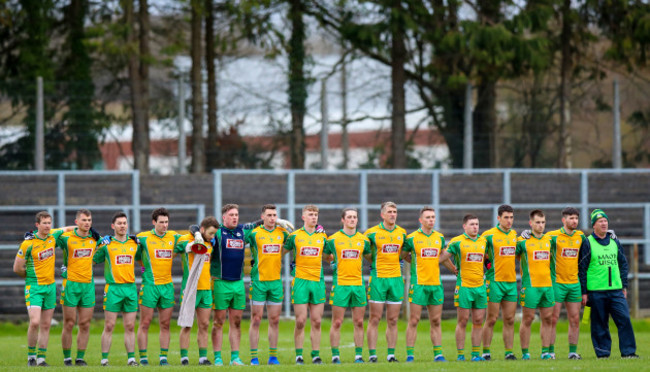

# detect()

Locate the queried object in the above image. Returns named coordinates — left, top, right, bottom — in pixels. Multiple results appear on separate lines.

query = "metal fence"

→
left=1, top=169, right=649, bottom=317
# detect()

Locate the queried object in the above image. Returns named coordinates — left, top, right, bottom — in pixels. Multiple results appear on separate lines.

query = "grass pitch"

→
left=0, top=317, right=648, bottom=371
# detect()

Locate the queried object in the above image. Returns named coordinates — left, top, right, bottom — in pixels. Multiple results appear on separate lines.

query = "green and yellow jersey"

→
left=284, top=228, right=328, bottom=282
left=247, top=226, right=290, bottom=282
left=482, top=225, right=518, bottom=283
left=56, top=228, right=99, bottom=283
left=364, top=223, right=407, bottom=278
left=136, top=229, right=182, bottom=286
left=403, top=229, right=446, bottom=286
left=16, top=229, right=61, bottom=286
left=516, top=234, right=554, bottom=288
left=324, top=230, right=370, bottom=286
left=547, top=228, right=585, bottom=284
left=174, top=233, right=213, bottom=290
left=446, top=234, right=487, bottom=288
left=93, top=236, right=138, bottom=284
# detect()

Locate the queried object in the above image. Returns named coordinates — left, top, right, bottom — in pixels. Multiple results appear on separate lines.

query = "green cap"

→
left=590, top=209, right=608, bottom=226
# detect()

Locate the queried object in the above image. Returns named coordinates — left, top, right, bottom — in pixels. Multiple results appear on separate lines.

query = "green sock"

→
left=331, top=348, right=340, bottom=357
left=199, top=348, right=207, bottom=358
left=28, top=346, right=37, bottom=358
left=250, top=349, right=258, bottom=359
left=296, top=348, right=303, bottom=357
left=434, top=345, right=442, bottom=356
left=457, top=348, right=464, bottom=357
left=37, top=348, right=46, bottom=359
left=127, top=352, right=135, bottom=360
left=505, top=348, right=514, bottom=357
left=231, top=350, right=239, bottom=359
left=76, top=350, right=85, bottom=360
left=214, top=351, right=222, bottom=360
left=471, top=346, right=480, bottom=358
left=387, top=348, right=395, bottom=356
left=139, top=349, right=147, bottom=360
left=160, top=348, right=168, bottom=360
left=355, top=347, right=363, bottom=357
left=550, top=344, right=555, bottom=353
left=270, top=348, right=278, bottom=357
left=311, top=350, right=320, bottom=358
left=569, top=344, right=577, bottom=353
left=369, top=349, right=377, bottom=357
left=102, top=352, right=109, bottom=359
left=63, top=349, right=71, bottom=359
left=406, top=346, right=414, bottom=356
left=522, top=348, right=529, bottom=354
left=482, top=347, right=490, bottom=355
left=180, top=349, right=188, bottom=358
left=542, top=347, right=549, bottom=354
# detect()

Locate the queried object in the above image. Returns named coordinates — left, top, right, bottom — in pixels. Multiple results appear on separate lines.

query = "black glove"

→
left=24, top=231, right=35, bottom=240
left=290, top=260, right=296, bottom=273
left=189, top=224, right=200, bottom=235
left=90, top=227, right=101, bottom=241
left=129, top=235, right=138, bottom=243
left=250, top=259, right=255, bottom=267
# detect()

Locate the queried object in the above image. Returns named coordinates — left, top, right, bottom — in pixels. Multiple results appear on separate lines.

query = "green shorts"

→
left=554, top=282, right=582, bottom=303
left=367, top=276, right=404, bottom=304
left=180, top=289, right=213, bottom=309
left=520, top=286, right=555, bottom=309
left=330, top=285, right=366, bottom=308
left=486, top=280, right=517, bottom=303
left=25, top=283, right=57, bottom=310
left=409, top=284, right=444, bottom=306
left=212, top=279, right=246, bottom=310
left=60, top=279, right=95, bottom=308
left=249, top=280, right=283, bottom=305
left=103, top=283, right=138, bottom=313
left=291, top=277, right=326, bottom=305
left=138, top=283, right=175, bottom=309
left=454, top=285, right=487, bottom=309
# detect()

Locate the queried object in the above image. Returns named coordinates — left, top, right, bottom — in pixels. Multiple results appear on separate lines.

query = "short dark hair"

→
left=341, top=208, right=358, bottom=219
left=419, top=206, right=435, bottom=216
left=76, top=209, right=92, bottom=219
left=463, top=214, right=478, bottom=224
left=529, top=209, right=545, bottom=220
left=112, top=211, right=128, bottom=224
left=222, top=204, right=239, bottom=215
left=562, top=207, right=580, bottom=218
left=200, top=216, right=220, bottom=229
left=35, top=211, right=52, bottom=223
left=498, top=204, right=514, bottom=216
left=261, top=204, right=276, bottom=213
left=151, top=207, right=169, bottom=222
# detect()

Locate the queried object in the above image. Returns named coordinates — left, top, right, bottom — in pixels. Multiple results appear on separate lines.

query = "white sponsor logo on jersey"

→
left=466, top=252, right=484, bottom=262
left=381, top=244, right=400, bottom=254
left=561, top=248, right=579, bottom=258
left=499, top=246, right=516, bottom=256
left=341, top=249, right=360, bottom=259
left=300, top=246, right=320, bottom=257
left=226, top=239, right=244, bottom=249
left=533, top=250, right=550, bottom=261
left=115, top=255, right=133, bottom=265
left=73, top=248, right=92, bottom=258
left=38, top=247, right=54, bottom=261
left=155, top=249, right=172, bottom=259
left=420, top=248, right=439, bottom=258
left=262, top=244, right=281, bottom=254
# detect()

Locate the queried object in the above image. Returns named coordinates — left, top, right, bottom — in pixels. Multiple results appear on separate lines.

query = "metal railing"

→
left=1, top=169, right=649, bottom=317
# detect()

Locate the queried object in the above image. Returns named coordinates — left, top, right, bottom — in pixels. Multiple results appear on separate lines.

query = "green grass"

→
left=0, top=318, right=648, bottom=371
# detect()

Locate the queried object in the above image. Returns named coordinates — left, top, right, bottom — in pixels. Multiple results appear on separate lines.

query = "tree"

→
left=190, top=0, right=205, bottom=173
left=124, top=0, right=151, bottom=174
left=287, top=0, right=307, bottom=169
left=59, top=0, right=103, bottom=169
left=205, top=0, right=219, bottom=170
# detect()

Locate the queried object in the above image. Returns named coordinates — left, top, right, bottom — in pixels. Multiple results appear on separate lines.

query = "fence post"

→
left=284, top=172, right=296, bottom=318
left=35, top=76, right=44, bottom=171
left=631, top=243, right=639, bottom=319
